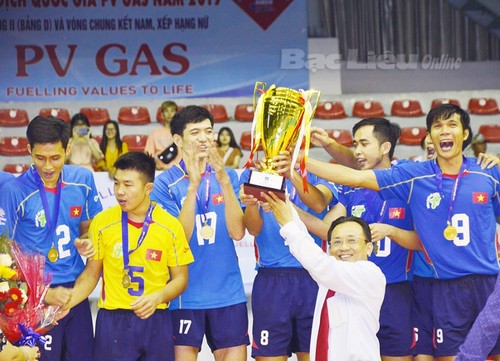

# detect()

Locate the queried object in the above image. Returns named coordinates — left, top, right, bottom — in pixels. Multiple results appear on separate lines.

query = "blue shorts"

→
left=40, top=287, right=94, bottom=361
left=251, top=267, right=318, bottom=358
left=378, top=281, right=414, bottom=357
left=411, top=276, right=435, bottom=356
left=433, top=274, right=500, bottom=357
left=171, top=303, right=249, bottom=352
left=94, top=309, right=174, bottom=361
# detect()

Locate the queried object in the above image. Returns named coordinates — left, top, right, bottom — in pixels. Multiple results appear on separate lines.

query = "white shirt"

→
left=279, top=211, right=386, bottom=361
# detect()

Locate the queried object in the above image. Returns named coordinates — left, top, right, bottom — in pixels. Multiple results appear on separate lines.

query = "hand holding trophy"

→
left=243, top=81, right=320, bottom=202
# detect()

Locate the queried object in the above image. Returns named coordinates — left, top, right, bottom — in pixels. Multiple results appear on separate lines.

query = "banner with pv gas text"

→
left=0, top=0, right=308, bottom=102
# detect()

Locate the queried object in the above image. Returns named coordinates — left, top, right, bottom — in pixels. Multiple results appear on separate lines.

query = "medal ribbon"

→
left=179, top=160, right=211, bottom=225
left=121, top=203, right=155, bottom=274
left=432, top=157, right=467, bottom=228
left=32, top=167, right=62, bottom=248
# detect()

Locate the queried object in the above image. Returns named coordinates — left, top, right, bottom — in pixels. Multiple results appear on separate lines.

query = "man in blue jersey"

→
left=0, top=116, right=102, bottom=361
left=298, top=104, right=500, bottom=361
left=239, top=149, right=337, bottom=361
left=0, top=170, right=14, bottom=188
left=297, top=119, right=420, bottom=361
left=151, top=106, right=249, bottom=361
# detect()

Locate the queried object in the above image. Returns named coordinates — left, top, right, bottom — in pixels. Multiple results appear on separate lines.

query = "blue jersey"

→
left=374, top=157, right=500, bottom=279
left=240, top=169, right=338, bottom=268
left=0, top=165, right=103, bottom=284
left=0, top=171, right=14, bottom=189
left=338, top=185, right=414, bottom=283
left=151, top=164, right=246, bottom=310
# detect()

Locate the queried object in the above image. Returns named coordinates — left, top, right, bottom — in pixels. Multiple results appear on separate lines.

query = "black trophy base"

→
left=244, top=182, right=286, bottom=202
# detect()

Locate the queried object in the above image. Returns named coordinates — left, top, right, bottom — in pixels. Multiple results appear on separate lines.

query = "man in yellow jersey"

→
left=66, top=152, right=194, bottom=361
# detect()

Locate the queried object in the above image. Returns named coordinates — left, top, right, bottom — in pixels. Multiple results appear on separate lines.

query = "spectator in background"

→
left=412, top=134, right=436, bottom=161
left=216, top=126, right=243, bottom=169
left=145, top=100, right=178, bottom=170
left=465, top=133, right=487, bottom=158
left=66, top=113, right=104, bottom=171
left=95, top=120, right=129, bottom=177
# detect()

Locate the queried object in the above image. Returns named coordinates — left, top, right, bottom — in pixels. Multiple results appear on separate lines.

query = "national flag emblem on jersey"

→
left=472, top=192, right=488, bottom=204
left=70, top=206, right=82, bottom=218
left=146, top=249, right=162, bottom=261
left=212, top=193, right=224, bottom=204
left=389, top=207, right=405, bottom=219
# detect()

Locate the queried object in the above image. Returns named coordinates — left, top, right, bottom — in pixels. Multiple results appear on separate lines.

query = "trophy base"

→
left=244, top=170, right=286, bottom=202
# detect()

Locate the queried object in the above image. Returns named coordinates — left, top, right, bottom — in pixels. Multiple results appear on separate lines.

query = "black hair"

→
left=327, top=216, right=372, bottom=245
left=216, top=126, right=241, bottom=150
left=114, top=152, right=156, bottom=183
left=26, top=115, right=71, bottom=149
left=100, top=120, right=124, bottom=155
left=170, top=105, right=214, bottom=137
left=352, top=118, right=401, bottom=159
left=426, top=104, right=472, bottom=150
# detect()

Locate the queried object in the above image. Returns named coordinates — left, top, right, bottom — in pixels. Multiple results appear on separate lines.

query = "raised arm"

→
left=311, top=127, right=360, bottom=169
left=369, top=223, right=422, bottom=251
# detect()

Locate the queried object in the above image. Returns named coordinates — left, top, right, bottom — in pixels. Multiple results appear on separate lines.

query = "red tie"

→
left=316, top=289, right=335, bottom=361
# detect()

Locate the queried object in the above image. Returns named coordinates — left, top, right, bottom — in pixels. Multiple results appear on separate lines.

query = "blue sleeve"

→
left=85, top=172, right=103, bottom=219
left=151, top=174, right=181, bottom=217
left=0, top=183, right=19, bottom=237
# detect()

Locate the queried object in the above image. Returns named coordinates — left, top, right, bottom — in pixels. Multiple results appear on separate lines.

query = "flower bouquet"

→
left=0, top=233, right=60, bottom=346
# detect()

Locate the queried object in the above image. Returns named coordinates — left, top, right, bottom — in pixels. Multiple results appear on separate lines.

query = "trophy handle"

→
left=253, top=81, right=267, bottom=110
left=307, top=90, right=321, bottom=117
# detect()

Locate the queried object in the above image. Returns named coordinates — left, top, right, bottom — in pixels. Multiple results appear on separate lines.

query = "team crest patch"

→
left=35, top=210, right=47, bottom=228
left=351, top=205, right=366, bottom=218
left=0, top=208, right=6, bottom=226
left=112, top=243, right=123, bottom=258
left=426, top=192, right=442, bottom=210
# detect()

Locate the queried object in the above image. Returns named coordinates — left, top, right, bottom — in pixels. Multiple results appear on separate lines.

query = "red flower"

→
left=8, top=288, right=23, bottom=304
left=4, top=302, right=19, bottom=315
left=0, top=292, right=9, bottom=302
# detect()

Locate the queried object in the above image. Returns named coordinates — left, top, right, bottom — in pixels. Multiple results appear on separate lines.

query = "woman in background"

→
left=66, top=113, right=104, bottom=171
left=216, top=127, right=243, bottom=169
left=95, top=120, right=128, bottom=176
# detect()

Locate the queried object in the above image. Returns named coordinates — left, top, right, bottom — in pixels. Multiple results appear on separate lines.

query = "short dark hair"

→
left=327, top=216, right=372, bottom=245
left=26, top=116, right=71, bottom=149
left=426, top=104, right=472, bottom=150
left=352, top=118, right=401, bottom=159
left=70, top=113, right=91, bottom=135
left=114, top=152, right=156, bottom=183
left=170, top=105, right=214, bottom=137
left=160, top=100, right=178, bottom=112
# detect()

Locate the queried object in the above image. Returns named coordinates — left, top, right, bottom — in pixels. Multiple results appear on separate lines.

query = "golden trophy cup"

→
left=243, top=81, right=320, bottom=202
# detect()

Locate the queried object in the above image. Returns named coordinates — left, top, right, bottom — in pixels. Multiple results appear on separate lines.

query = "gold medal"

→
left=122, top=273, right=131, bottom=288
left=48, top=246, right=59, bottom=263
left=443, top=225, right=458, bottom=241
left=200, top=223, right=214, bottom=239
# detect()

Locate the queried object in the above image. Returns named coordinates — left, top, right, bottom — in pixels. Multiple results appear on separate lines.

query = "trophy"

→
left=243, top=81, right=320, bottom=202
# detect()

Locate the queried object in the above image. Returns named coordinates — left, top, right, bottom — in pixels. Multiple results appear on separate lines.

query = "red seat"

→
left=80, top=107, right=110, bottom=126
left=240, top=131, right=263, bottom=151
left=39, top=108, right=71, bottom=122
left=0, top=109, right=29, bottom=127
left=326, top=129, right=353, bottom=147
left=0, top=137, right=30, bottom=156
left=118, top=106, right=151, bottom=125
left=234, top=104, right=255, bottom=122
left=399, top=127, right=427, bottom=146
left=468, top=98, right=499, bottom=115
left=315, top=101, right=346, bottom=119
left=3, top=163, right=30, bottom=174
left=352, top=100, right=384, bottom=118
left=478, top=124, right=500, bottom=143
left=431, top=98, right=461, bottom=109
left=123, top=135, right=148, bottom=152
left=391, top=100, right=424, bottom=117
left=201, top=104, right=229, bottom=123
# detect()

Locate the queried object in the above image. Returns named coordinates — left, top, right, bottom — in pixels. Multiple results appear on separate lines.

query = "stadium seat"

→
left=0, top=137, right=30, bottom=156
left=234, top=104, right=255, bottom=122
left=391, top=100, right=424, bottom=117
left=80, top=107, right=110, bottom=126
left=39, top=108, right=71, bottom=122
left=478, top=124, right=500, bottom=143
left=352, top=100, right=385, bottom=118
left=123, top=135, right=148, bottom=152
left=314, top=101, right=346, bottom=119
left=240, top=131, right=263, bottom=151
left=399, top=127, right=427, bottom=146
left=326, top=129, right=353, bottom=147
left=0, top=109, right=29, bottom=127
left=201, top=104, right=229, bottom=123
left=3, top=163, right=30, bottom=174
left=468, top=98, right=499, bottom=115
left=431, top=98, right=461, bottom=109
left=118, top=106, right=151, bottom=125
